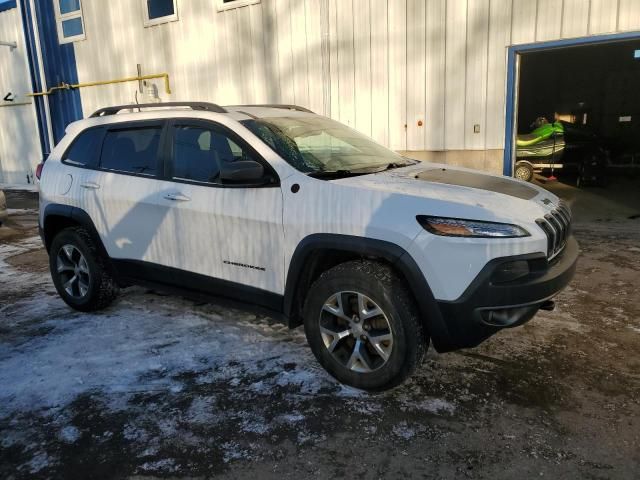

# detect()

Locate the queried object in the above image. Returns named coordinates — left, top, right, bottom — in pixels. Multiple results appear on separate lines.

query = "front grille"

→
left=536, top=202, right=572, bottom=260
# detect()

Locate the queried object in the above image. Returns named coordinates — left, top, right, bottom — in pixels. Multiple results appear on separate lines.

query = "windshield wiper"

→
left=382, top=160, right=417, bottom=170
left=307, top=161, right=417, bottom=179
left=307, top=169, right=356, bottom=179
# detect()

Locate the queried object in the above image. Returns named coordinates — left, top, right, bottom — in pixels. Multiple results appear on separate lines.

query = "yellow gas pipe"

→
left=26, top=73, right=171, bottom=97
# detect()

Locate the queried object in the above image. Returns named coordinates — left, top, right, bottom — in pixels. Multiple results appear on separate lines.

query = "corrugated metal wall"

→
left=73, top=0, right=640, bottom=155
left=0, top=5, right=42, bottom=184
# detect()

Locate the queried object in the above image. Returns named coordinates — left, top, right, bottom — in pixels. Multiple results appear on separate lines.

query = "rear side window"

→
left=63, top=128, right=103, bottom=166
left=100, top=127, right=162, bottom=176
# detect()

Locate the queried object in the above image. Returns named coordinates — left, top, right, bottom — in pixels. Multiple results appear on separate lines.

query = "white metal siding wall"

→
left=72, top=0, right=640, bottom=157
left=0, top=7, right=42, bottom=184
left=52, top=0, right=640, bottom=155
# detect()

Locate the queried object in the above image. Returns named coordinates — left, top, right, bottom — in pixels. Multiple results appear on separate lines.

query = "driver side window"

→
left=172, top=125, right=250, bottom=185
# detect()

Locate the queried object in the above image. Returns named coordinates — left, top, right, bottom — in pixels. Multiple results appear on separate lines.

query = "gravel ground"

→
left=0, top=181, right=638, bottom=479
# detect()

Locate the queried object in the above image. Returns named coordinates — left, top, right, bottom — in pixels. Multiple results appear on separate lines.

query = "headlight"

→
left=416, top=216, right=530, bottom=238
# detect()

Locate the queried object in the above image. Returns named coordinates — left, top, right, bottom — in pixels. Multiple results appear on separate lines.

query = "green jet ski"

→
left=515, top=120, right=607, bottom=187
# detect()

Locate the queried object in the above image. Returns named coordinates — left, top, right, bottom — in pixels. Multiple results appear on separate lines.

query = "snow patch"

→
left=25, top=451, right=51, bottom=474
left=392, top=421, right=416, bottom=440
left=278, top=413, right=305, bottom=423
left=140, top=458, right=178, bottom=473
left=414, top=398, right=456, bottom=415
left=58, top=425, right=81, bottom=443
left=222, top=442, right=253, bottom=463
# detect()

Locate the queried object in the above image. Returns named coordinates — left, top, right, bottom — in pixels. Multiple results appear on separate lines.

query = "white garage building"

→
left=1, top=0, right=640, bottom=185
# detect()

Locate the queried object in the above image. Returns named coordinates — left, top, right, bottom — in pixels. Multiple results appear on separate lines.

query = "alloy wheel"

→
left=56, top=244, right=91, bottom=299
left=319, top=291, right=393, bottom=373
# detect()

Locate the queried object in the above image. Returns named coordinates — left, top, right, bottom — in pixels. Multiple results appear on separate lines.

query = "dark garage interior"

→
left=516, top=38, right=640, bottom=195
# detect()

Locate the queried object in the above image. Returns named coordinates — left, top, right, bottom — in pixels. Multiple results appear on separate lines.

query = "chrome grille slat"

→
left=556, top=207, right=570, bottom=225
left=550, top=211, right=567, bottom=246
left=544, top=214, right=560, bottom=252
left=537, top=203, right=572, bottom=260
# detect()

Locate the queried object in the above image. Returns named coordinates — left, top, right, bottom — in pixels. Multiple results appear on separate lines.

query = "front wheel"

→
left=303, top=260, right=427, bottom=391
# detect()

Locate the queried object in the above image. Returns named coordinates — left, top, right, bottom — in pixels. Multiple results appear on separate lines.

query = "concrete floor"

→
left=0, top=179, right=638, bottom=479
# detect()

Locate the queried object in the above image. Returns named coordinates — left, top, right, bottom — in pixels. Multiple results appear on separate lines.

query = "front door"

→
left=157, top=119, right=285, bottom=295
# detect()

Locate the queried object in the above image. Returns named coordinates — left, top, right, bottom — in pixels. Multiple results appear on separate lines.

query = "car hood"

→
left=331, top=163, right=561, bottom=221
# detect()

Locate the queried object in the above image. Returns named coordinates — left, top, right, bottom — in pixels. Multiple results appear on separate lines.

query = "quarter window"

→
left=100, top=127, right=162, bottom=176
left=63, top=128, right=103, bottom=167
left=172, top=125, right=255, bottom=185
left=143, top=0, right=178, bottom=26
left=54, top=0, right=85, bottom=44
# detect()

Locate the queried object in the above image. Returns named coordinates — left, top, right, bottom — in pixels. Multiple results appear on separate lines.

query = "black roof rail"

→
left=90, top=102, right=228, bottom=117
left=228, top=104, right=314, bottom=114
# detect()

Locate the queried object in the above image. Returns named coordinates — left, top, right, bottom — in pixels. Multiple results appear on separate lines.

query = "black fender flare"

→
left=283, top=233, right=452, bottom=352
left=41, top=204, right=114, bottom=274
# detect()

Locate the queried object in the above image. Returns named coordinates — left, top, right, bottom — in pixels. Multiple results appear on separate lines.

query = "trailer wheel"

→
left=514, top=162, right=534, bottom=182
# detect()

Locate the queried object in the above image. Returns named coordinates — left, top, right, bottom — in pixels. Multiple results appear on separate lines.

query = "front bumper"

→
left=433, top=235, right=579, bottom=351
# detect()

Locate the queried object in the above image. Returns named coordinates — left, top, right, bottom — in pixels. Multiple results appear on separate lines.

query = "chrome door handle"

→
left=80, top=182, right=100, bottom=190
left=164, top=193, right=191, bottom=202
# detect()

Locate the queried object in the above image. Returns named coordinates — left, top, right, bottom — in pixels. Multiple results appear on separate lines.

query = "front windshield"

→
left=241, top=116, right=414, bottom=174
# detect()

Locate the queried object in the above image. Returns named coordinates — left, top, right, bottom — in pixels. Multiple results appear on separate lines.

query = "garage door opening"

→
left=514, top=39, right=640, bottom=202
left=509, top=36, right=640, bottom=220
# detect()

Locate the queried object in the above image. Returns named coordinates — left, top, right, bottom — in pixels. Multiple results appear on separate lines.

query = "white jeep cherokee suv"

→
left=39, top=102, right=578, bottom=390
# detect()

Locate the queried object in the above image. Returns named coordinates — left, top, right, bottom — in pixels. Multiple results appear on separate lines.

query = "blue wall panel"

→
left=19, top=0, right=49, bottom=156
left=19, top=0, right=83, bottom=152
left=33, top=0, right=82, bottom=144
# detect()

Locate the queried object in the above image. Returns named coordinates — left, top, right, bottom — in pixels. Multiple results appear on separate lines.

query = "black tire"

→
left=49, top=226, right=119, bottom=311
left=303, top=260, right=427, bottom=391
left=514, top=161, right=534, bottom=182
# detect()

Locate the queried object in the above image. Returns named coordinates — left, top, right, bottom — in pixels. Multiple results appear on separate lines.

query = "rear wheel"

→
left=49, top=227, right=119, bottom=311
left=303, top=260, right=427, bottom=391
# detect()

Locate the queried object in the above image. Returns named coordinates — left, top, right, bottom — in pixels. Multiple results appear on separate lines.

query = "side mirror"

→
left=220, top=160, right=265, bottom=184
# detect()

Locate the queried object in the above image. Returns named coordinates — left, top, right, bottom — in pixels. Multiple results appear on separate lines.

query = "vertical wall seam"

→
left=271, top=1, right=282, bottom=102
left=320, top=0, right=330, bottom=116
left=351, top=0, right=356, bottom=126
left=386, top=0, right=390, bottom=146
left=508, top=0, right=513, bottom=45
left=423, top=0, right=427, bottom=149
left=368, top=0, right=372, bottom=137
left=404, top=0, right=407, bottom=149
left=443, top=0, right=447, bottom=150
left=483, top=0, right=492, bottom=151
left=287, top=1, right=295, bottom=104
left=463, top=0, right=469, bottom=149
left=303, top=0, right=311, bottom=107
left=534, top=0, right=539, bottom=41
left=335, top=0, right=341, bottom=120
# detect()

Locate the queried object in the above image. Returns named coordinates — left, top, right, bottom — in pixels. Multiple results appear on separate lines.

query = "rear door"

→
left=76, top=120, right=176, bottom=266
left=155, top=119, right=285, bottom=295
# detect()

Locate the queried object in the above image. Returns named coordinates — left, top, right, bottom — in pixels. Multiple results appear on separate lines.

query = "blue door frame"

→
left=503, top=31, right=640, bottom=176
